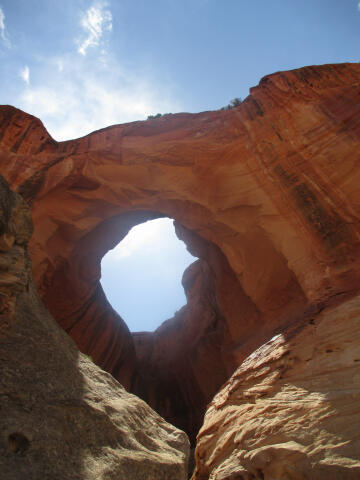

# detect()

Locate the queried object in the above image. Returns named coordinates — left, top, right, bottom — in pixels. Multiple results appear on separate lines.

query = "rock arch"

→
left=1, top=63, right=360, bottom=441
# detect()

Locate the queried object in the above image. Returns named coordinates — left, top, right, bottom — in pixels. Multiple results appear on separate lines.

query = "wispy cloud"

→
left=19, top=65, right=30, bottom=84
left=0, top=6, right=10, bottom=47
left=102, top=218, right=195, bottom=274
left=13, top=2, right=180, bottom=141
left=358, top=1, right=360, bottom=11
left=77, top=1, right=112, bottom=56
left=18, top=53, right=181, bottom=140
left=107, top=220, right=171, bottom=260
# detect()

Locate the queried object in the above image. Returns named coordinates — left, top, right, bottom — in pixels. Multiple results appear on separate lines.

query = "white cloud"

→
left=106, top=219, right=173, bottom=260
left=358, top=1, right=360, bottom=11
left=19, top=65, right=30, bottom=84
left=0, top=6, right=10, bottom=47
left=22, top=86, right=71, bottom=116
left=17, top=52, right=181, bottom=141
left=77, top=1, right=112, bottom=56
left=12, top=2, right=181, bottom=142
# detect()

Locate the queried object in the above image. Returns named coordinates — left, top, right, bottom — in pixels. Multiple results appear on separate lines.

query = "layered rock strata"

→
left=0, top=176, right=189, bottom=479
left=192, top=293, right=360, bottom=479
left=0, top=62, right=360, bottom=445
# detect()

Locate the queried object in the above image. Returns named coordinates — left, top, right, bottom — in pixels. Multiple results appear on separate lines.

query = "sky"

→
left=101, top=218, right=196, bottom=331
left=0, top=0, right=359, bottom=330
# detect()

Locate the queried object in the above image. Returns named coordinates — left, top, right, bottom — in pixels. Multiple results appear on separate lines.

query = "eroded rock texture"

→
left=131, top=225, right=260, bottom=442
left=0, top=62, right=360, bottom=452
left=192, top=294, right=360, bottom=479
left=0, top=177, right=189, bottom=479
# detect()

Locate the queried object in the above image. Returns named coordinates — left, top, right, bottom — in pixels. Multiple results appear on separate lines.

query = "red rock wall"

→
left=1, top=63, right=360, bottom=441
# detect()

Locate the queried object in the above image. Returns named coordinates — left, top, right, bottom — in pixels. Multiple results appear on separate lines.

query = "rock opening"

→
left=1, top=63, right=360, bottom=477
left=100, top=217, right=196, bottom=332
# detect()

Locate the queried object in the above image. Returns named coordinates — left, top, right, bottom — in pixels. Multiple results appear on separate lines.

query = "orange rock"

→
left=0, top=63, right=360, bottom=445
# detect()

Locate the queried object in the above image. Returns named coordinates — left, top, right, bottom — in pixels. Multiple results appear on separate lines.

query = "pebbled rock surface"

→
left=1, top=63, right=360, bottom=444
left=0, top=176, right=189, bottom=480
left=192, top=294, right=360, bottom=479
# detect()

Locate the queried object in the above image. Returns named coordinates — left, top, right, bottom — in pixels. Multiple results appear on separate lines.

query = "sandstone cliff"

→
left=0, top=176, right=189, bottom=479
left=0, top=62, right=360, bottom=472
left=192, top=293, right=360, bottom=479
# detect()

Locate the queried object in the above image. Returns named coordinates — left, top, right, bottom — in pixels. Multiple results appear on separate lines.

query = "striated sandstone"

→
left=0, top=63, right=360, bottom=444
left=0, top=176, right=189, bottom=480
left=192, top=294, right=360, bottom=479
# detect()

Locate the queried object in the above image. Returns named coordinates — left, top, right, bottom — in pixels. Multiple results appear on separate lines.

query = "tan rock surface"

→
left=0, top=176, right=189, bottom=480
left=192, top=294, right=360, bottom=479
left=0, top=62, right=360, bottom=443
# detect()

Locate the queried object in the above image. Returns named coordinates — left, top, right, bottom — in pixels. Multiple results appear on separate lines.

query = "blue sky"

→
left=101, top=219, right=196, bottom=331
left=0, top=1, right=359, bottom=330
left=1, top=1, right=359, bottom=139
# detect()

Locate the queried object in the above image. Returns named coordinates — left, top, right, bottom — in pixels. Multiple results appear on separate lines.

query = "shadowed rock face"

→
left=1, top=63, right=360, bottom=450
left=0, top=176, right=189, bottom=480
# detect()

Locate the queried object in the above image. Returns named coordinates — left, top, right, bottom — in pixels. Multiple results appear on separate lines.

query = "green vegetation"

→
left=147, top=113, right=163, bottom=119
left=146, top=98, right=243, bottom=120
left=147, top=112, right=174, bottom=120
left=221, top=97, right=242, bottom=110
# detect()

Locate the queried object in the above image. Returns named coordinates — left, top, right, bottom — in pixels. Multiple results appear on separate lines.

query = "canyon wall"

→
left=0, top=63, right=360, bottom=456
left=192, top=293, right=360, bottom=479
left=0, top=176, right=189, bottom=479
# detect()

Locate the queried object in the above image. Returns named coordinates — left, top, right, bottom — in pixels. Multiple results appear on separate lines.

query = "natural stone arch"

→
left=1, top=62, right=360, bottom=442
left=23, top=171, right=309, bottom=440
left=27, top=198, right=276, bottom=441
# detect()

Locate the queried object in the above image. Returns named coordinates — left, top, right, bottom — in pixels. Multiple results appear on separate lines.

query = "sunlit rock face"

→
left=192, top=294, right=360, bottom=479
left=0, top=176, right=189, bottom=480
left=1, top=63, right=360, bottom=461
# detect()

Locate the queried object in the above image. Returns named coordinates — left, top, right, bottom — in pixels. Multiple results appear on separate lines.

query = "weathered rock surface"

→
left=131, top=223, right=268, bottom=443
left=192, top=294, right=360, bottom=479
left=1, top=62, right=360, bottom=449
left=0, top=177, right=189, bottom=479
left=0, top=176, right=32, bottom=334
